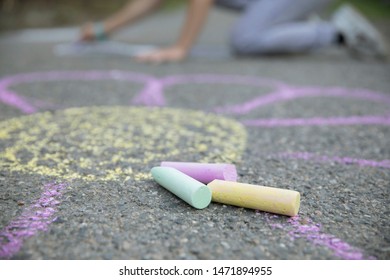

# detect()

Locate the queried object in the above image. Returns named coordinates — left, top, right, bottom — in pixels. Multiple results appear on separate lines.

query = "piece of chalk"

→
left=160, top=162, right=237, bottom=184
left=94, top=22, right=107, bottom=41
left=151, top=167, right=212, bottom=209
left=207, top=180, right=300, bottom=216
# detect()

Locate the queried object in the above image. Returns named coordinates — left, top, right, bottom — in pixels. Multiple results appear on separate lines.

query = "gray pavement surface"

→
left=0, top=8, right=389, bottom=260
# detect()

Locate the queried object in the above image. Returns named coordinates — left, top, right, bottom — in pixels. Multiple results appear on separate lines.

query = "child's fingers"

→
left=135, top=51, right=165, bottom=63
left=134, top=53, right=156, bottom=63
left=79, top=23, right=95, bottom=41
left=134, top=49, right=185, bottom=63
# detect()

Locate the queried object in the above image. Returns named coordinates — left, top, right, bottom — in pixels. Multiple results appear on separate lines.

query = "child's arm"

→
left=80, top=0, right=164, bottom=41
left=136, top=0, right=214, bottom=63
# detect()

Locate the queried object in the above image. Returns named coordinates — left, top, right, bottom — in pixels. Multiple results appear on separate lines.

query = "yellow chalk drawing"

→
left=0, top=106, right=246, bottom=182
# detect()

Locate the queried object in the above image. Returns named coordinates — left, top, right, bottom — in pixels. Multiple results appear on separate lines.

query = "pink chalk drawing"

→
left=264, top=214, right=375, bottom=259
left=0, top=70, right=155, bottom=113
left=243, top=115, right=390, bottom=127
left=0, top=182, right=68, bottom=259
left=2, top=71, right=389, bottom=126
left=0, top=70, right=389, bottom=259
left=1, top=70, right=389, bottom=169
left=274, top=152, right=390, bottom=169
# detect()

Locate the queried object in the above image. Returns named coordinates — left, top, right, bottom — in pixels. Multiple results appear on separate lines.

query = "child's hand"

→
left=79, top=23, right=95, bottom=41
left=135, top=46, right=188, bottom=63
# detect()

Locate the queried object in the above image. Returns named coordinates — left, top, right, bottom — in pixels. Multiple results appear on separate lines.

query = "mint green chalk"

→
left=151, top=167, right=212, bottom=209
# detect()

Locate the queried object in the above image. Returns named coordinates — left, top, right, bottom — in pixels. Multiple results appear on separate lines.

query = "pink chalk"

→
left=160, top=161, right=237, bottom=183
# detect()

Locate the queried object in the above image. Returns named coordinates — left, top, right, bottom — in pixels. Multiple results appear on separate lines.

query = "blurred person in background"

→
left=80, top=0, right=388, bottom=63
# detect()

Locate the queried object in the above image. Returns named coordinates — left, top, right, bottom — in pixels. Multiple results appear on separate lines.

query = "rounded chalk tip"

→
left=151, top=166, right=161, bottom=174
left=222, top=164, right=238, bottom=182
left=150, top=166, right=159, bottom=178
left=288, top=191, right=301, bottom=216
left=151, top=166, right=172, bottom=176
left=191, top=185, right=212, bottom=209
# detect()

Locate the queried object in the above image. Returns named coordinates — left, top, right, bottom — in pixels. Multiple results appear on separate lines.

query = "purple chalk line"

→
left=0, top=70, right=155, bottom=113
left=243, top=115, right=390, bottom=127
left=265, top=214, right=374, bottom=260
left=0, top=182, right=68, bottom=259
left=132, top=78, right=165, bottom=106
left=1, top=70, right=389, bottom=128
left=214, top=87, right=390, bottom=115
left=0, top=90, right=37, bottom=114
left=275, top=152, right=390, bottom=169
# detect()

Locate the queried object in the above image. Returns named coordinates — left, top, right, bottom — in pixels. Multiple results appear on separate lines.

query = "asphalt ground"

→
left=0, top=8, right=389, bottom=260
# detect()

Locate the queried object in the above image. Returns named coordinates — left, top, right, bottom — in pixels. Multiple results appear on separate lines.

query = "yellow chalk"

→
left=0, top=107, right=247, bottom=182
left=207, top=180, right=300, bottom=216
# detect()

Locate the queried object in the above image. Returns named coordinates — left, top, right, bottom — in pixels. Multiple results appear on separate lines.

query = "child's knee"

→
left=230, top=30, right=263, bottom=55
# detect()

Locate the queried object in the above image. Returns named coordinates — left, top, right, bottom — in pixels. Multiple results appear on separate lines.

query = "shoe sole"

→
left=333, top=4, right=389, bottom=58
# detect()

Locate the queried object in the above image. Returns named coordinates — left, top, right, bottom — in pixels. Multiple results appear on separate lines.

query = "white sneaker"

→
left=331, top=4, right=389, bottom=59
